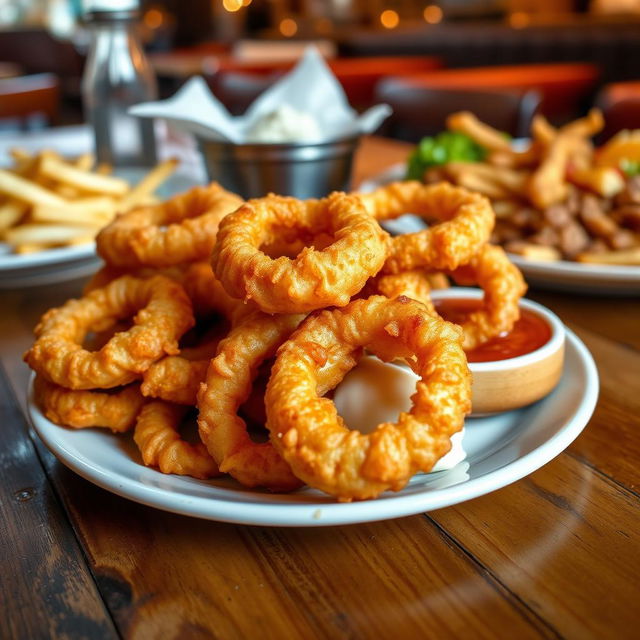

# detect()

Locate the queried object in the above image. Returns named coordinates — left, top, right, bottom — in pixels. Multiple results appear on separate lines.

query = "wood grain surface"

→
left=1, top=137, right=639, bottom=640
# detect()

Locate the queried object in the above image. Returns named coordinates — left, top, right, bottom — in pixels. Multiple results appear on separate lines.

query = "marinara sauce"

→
left=435, top=298, right=551, bottom=363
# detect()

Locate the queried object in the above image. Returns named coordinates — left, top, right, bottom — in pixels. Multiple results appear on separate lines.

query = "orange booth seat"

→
left=211, top=56, right=443, bottom=111
left=0, top=73, right=59, bottom=130
left=595, top=81, right=640, bottom=141
left=387, top=63, right=599, bottom=123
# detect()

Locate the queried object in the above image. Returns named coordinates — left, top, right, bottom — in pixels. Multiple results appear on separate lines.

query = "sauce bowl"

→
left=431, top=288, right=566, bottom=415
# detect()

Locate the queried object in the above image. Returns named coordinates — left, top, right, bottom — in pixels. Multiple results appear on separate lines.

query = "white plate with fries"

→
left=0, top=149, right=194, bottom=288
left=360, top=109, right=640, bottom=295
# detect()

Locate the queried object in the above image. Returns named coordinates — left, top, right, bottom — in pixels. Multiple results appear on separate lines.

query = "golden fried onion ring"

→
left=447, top=244, right=527, bottom=350
left=363, top=269, right=449, bottom=315
left=212, top=192, right=390, bottom=313
left=357, top=181, right=495, bottom=273
left=34, top=376, right=144, bottom=433
left=134, top=402, right=220, bottom=479
left=141, top=263, right=245, bottom=405
left=265, top=296, right=471, bottom=501
left=96, top=183, right=243, bottom=269
left=197, top=310, right=305, bottom=491
left=24, top=275, right=194, bottom=389
left=141, top=348, right=214, bottom=406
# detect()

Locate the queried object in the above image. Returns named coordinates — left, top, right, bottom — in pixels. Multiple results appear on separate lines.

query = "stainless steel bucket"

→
left=198, top=135, right=360, bottom=199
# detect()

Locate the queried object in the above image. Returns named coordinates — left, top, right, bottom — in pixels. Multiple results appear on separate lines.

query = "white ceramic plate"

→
left=27, top=329, right=597, bottom=527
left=359, top=163, right=640, bottom=296
left=0, top=170, right=199, bottom=289
left=0, top=243, right=100, bottom=289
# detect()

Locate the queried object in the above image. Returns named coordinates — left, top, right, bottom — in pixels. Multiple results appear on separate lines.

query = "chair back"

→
left=210, top=56, right=442, bottom=114
left=595, top=81, right=640, bottom=141
left=381, top=63, right=598, bottom=123
left=208, top=72, right=277, bottom=116
left=375, top=81, right=540, bottom=142
left=0, top=73, right=60, bottom=130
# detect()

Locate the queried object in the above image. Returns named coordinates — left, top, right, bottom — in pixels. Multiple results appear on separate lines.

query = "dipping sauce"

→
left=435, top=298, right=552, bottom=363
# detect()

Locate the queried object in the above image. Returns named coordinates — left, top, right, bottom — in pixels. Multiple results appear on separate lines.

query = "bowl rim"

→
left=430, top=287, right=566, bottom=373
left=197, top=133, right=361, bottom=150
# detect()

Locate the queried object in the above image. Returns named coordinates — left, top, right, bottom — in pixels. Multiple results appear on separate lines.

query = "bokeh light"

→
left=423, top=5, right=443, bottom=25
left=223, top=0, right=243, bottom=12
left=380, top=10, right=399, bottom=29
left=280, top=18, right=298, bottom=37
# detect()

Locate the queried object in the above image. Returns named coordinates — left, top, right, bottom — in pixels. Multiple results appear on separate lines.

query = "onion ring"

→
left=446, top=243, right=527, bottom=350
left=24, top=275, right=194, bottom=389
left=211, top=192, right=390, bottom=313
left=141, top=348, right=214, bottom=407
left=197, top=310, right=305, bottom=491
left=134, top=402, right=220, bottom=479
left=265, top=295, right=471, bottom=501
left=96, top=183, right=243, bottom=269
left=141, top=263, right=245, bottom=404
left=357, top=181, right=495, bottom=273
left=34, top=376, right=144, bottom=433
left=362, top=269, right=449, bottom=315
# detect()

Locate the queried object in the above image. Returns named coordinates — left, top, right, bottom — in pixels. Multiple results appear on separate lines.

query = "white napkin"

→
left=130, top=47, right=391, bottom=144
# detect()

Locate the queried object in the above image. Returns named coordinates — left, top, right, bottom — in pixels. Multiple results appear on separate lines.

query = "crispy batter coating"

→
left=85, top=262, right=246, bottom=320
left=141, top=263, right=245, bottom=404
left=265, top=296, right=471, bottom=501
left=134, top=402, right=220, bottom=479
left=83, top=264, right=184, bottom=296
left=34, top=376, right=144, bottom=432
left=448, top=244, right=527, bottom=350
left=96, top=183, right=243, bottom=269
left=141, top=350, right=212, bottom=406
left=197, top=310, right=305, bottom=491
left=24, top=275, right=194, bottom=389
left=211, top=192, right=390, bottom=313
left=363, top=269, right=449, bottom=315
left=357, top=181, right=495, bottom=273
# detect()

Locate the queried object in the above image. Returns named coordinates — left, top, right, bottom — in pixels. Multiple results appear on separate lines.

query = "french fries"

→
left=0, top=151, right=178, bottom=254
left=423, top=108, right=640, bottom=265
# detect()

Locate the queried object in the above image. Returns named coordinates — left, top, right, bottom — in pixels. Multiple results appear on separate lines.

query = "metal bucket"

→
left=198, top=135, right=360, bottom=199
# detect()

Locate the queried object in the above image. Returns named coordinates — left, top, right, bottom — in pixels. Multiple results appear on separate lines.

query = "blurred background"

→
left=2, top=0, right=640, bottom=140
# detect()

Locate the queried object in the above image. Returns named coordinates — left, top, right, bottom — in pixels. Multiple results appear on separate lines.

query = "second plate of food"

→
left=359, top=164, right=640, bottom=296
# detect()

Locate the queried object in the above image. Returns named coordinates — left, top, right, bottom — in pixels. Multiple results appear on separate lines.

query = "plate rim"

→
left=0, top=242, right=96, bottom=271
left=27, top=329, right=598, bottom=527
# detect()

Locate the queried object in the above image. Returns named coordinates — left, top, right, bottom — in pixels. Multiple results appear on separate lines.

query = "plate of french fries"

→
left=0, top=149, right=184, bottom=288
left=362, top=109, right=640, bottom=295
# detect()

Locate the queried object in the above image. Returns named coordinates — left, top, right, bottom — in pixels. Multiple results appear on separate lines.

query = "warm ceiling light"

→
left=223, top=0, right=243, bottom=12
left=242, top=0, right=252, bottom=5
left=144, top=8, right=163, bottom=29
left=509, top=12, right=531, bottom=29
left=280, top=18, right=298, bottom=37
left=380, top=9, right=399, bottom=29
left=423, top=5, right=442, bottom=25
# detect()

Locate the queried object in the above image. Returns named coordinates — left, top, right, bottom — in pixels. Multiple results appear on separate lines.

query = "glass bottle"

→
left=81, top=0, right=157, bottom=167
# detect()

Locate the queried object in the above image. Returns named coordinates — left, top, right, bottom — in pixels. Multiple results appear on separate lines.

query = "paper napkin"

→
left=130, top=47, right=391, bottom=144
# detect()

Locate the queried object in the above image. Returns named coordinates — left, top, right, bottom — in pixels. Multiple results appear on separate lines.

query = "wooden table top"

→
left=2, top=136, right=639, bottom=640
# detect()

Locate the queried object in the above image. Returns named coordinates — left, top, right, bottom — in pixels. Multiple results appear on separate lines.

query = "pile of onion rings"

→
left=25, top=171, right=528, bottom=501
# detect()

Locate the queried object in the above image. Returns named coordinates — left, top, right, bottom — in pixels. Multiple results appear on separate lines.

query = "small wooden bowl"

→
left=431, top=288, right=566, bottom=415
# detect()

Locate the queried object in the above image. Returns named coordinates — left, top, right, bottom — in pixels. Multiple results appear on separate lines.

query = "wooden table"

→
left=2, top=137, right=639, bottom=639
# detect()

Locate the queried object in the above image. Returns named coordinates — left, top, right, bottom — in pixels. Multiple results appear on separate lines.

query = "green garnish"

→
left=620, top=158, right=640, bottom=177
left=405, top=131, right=487, bottom=180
